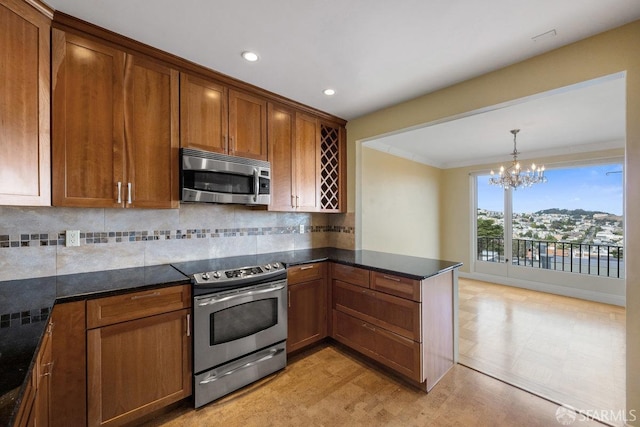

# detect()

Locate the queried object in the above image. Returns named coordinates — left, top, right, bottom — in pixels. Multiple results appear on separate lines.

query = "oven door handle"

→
left=199, top=347, right=284, bottom=385
left=197, top=284, right=285, bottom=306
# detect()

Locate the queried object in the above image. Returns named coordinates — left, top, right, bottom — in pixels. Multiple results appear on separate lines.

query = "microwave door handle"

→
left=253, top=168, right=259, bottom=202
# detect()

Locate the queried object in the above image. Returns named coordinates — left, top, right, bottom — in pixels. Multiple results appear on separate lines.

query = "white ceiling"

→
left=44, top=0, right=637, bottom=166
left=364, top=74, right=627, bottom=168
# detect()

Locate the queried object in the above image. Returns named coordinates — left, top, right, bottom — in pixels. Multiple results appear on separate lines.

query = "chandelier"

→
left=489, top=129, right=547, bottom=190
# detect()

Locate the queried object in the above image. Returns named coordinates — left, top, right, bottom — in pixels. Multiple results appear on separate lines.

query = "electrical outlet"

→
left=66, top=230, right=80, bottom=247
left=299, top=224, right=305, bottom=234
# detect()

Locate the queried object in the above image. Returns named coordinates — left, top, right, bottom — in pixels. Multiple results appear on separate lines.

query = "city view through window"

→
left=477, top=163, right=624, bottom=278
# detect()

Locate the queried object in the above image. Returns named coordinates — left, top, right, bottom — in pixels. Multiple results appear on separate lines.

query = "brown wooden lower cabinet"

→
left=14, top=320, right=52, bottom=427
left=87, top=305, right=191, bottom=427
left=287, top=263, right=328, bottom=353
left=331, top=265, right=455, bottom=392
left=333, top=310, right=421, bottom=382
left=40, top=285, right=190, bottom=427
left=50, top=300, right=86, bottom=427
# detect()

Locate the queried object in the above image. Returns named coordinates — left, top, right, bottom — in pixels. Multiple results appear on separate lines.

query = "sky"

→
left=477, top=163, right=624, bottom=215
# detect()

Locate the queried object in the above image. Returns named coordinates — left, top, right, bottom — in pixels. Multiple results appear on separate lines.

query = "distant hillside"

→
left=535, top=208, right=621, bottom=219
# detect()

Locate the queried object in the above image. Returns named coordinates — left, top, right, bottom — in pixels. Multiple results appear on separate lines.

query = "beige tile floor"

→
left=458, top=278, right=626, bottom=425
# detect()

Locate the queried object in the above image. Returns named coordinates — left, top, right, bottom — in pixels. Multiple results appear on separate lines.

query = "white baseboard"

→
left=459, top=271, right=626, bottom=307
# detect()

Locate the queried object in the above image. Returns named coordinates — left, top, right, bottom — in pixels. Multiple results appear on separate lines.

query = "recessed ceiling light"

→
left=323, top=89, right=336, bottom=96
left=241, top=51, right=259, bottom=62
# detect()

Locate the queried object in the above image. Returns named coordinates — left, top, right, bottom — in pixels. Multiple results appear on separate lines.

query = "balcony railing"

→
left=477, top=237, right=624, bottom=278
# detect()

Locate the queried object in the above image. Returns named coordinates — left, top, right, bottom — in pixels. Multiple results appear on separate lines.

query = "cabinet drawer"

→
left=333, top=280, right=421, bottom=341
left=333, top=310, right=376, bottom=355
left=288, top=262, right=324, bottom=284
left=331, top=263, right=369, bottom=288
left=370, top=271, right=421, bottom=301
left=87, top=284, right=191, bottom=328
left=333, top=310, right=422, bottom=383
left=373, top=323, right=422, bottom=382
left=333, top=280, right=376, bottom=320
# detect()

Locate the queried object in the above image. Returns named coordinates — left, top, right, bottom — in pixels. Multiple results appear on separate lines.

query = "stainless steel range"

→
left=178, top=260, right=287, bottom=408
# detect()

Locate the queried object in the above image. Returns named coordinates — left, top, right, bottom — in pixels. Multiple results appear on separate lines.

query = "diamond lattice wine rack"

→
left=320, top=124, right=341, bottom=211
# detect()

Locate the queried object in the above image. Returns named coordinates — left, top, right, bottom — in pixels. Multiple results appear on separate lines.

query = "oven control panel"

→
left=193, top=262, right=285, bottom=286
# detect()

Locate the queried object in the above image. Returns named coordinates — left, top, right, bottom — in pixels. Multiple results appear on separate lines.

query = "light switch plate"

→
left=66, top=230, right=80, bottom=247
left=299, top=224, right=305, bottom=234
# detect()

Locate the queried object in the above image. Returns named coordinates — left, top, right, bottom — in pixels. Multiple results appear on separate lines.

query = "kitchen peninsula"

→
left=0, top=248, right=461, bottom=427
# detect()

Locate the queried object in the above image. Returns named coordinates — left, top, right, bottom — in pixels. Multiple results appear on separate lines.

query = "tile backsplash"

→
left=0, top=204, right=355, bottom=281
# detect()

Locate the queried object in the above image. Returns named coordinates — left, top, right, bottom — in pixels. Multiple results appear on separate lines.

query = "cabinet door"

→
left=124, top=55, right=179, bottom=208
left=268, top=103, right=296, bottom=211
left=52, top=29, right=125, bottom=207
left=287, top=278, right=327, bottom=353
left=228, top=89, right=267, bottom=161
left=50, top=301, right=86, bottom=427
left=180, top=73, right=228, bottom=153
left=87, top=309, right=191, bottom=427
left=295, top=113, right=320, bottom=211
left=34, top=321, right=53, bottom=427
left=0, top=0, right=50, bottom=206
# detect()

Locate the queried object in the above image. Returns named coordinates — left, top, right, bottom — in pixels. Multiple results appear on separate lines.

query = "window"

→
left=475, top=162, right=624, bottom=279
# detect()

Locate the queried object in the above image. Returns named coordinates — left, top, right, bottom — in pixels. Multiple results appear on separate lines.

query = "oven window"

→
left=210, top=298, right=278, bottom=345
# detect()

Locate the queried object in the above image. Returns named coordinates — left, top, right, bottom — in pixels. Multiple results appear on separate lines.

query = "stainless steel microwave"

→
left=180, top=148, right=271, bottom=205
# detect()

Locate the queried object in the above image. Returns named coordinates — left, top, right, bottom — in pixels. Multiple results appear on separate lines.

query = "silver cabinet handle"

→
left=186, top=314, right=191, bottom=337
left=199, top=347, right=283, bottom=385
left=295, top=195, right=299, bottom=207
left=300, top=265, right=314, bottom=271
left=382, top=275, right=401, bottom=282
left=41, top=361, right=54, bottom=377
left=127, top=182, right=132, bottom=204
left=130, top=291, right=160, bottom=300
left=197, top=284, right=285, bottom=306
left=117, top=182, right=122, bottom=204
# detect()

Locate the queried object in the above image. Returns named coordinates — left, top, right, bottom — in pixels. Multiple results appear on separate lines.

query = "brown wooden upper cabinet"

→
left=52, top=29, right=179, bottom=209
left=180, top=74, right=268, bottom=161
left=268, top=103, right=345, bottom=212
left=0, top=0, right=51, bottom=206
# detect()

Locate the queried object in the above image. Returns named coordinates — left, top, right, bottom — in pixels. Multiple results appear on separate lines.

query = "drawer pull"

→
left=300, top=265, right=314, bottom=271
left=382, top=275, right=401, bottom=282
left=362, top=323, right=376, bottom=331
left=130, top=291, right=161, bottom=300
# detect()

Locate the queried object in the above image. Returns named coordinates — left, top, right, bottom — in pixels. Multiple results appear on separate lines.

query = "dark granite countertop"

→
left=279, top=248, right=463, bottom=280
left=0, top=247, right=461, bottom=427
left=172, top=248, right=462, bottom=280
left=0, top=264, right=189, bottom=427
